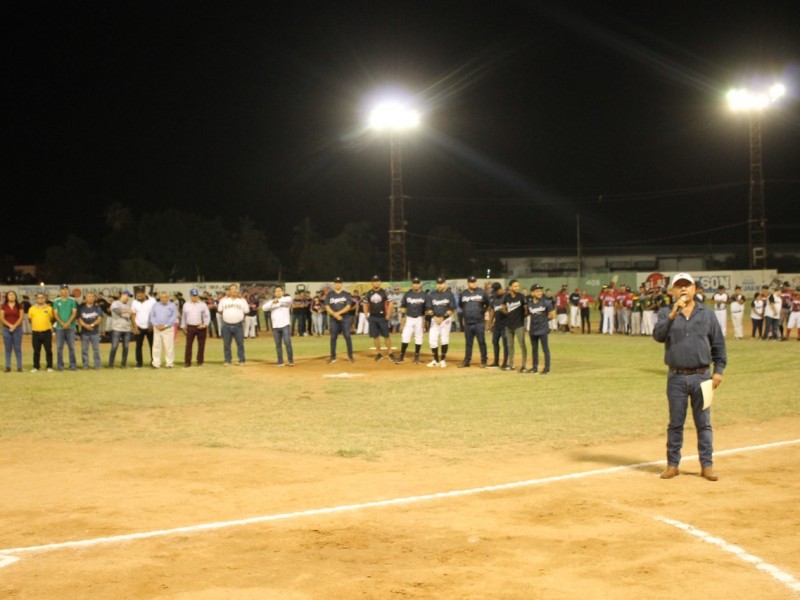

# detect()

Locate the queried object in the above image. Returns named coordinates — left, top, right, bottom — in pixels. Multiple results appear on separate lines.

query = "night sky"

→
left=7, top=1, right=800, bottom=264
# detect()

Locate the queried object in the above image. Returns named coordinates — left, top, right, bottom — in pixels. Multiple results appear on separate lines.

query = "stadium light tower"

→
left=369, top=101, right=419, bottom=281
left=727, top=83, right=786, bottom=269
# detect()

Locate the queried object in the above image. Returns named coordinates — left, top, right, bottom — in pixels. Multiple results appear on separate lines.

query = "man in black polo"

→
left=458, top=276, right=489, bottom=368
left=502, top=279, right=527, bottom=372
left=653, top=272, right=727, bottom=482
left=366, top=275, right=396, bottom=362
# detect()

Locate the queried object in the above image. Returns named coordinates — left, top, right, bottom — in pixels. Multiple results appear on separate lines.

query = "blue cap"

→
left=190, top=288, right=199, bottom=296
left=120, top=290, right=132, bottom=296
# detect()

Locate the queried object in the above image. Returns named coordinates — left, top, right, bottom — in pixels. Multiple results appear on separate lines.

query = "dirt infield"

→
left=2, top=400, right=799, bottom=599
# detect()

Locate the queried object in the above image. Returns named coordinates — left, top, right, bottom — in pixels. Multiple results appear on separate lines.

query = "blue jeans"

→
left=272, top=325, right=293, bottom=364
left=463, top=321, right=487, bottom=365
left=2, top=327, right=23, bottom=369
left=109, top=330, right=131, bottom=367
left=56, top=328, right=77, bottom=370
left=81, top=330, right=102, bottom=368
left=491, top=324, right=508, bottom=366
left=311, top=312, right=325, bottom=335
left=222, top=322, right=245, bottom=363
left=329, top=315, right=353, bottom=359
left=528, top=332, right=550, bottom=371
left=666, top=370, right=713, bottom=467
left=292, top=311, right=307, bottom=335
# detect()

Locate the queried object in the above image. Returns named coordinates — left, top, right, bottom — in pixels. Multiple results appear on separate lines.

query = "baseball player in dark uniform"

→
left=458, top=275, right=489, bottom=368
left=425, top=276, right=456, bottom=368
left=527, top=284, right=555, bottom=374
left=366, top=275, right=396, bottom=362
left=324, top=277, right=355, bottom=364
left=396, top=277, right=426, bottom=364
left=487, top=282, right=508, bottom=368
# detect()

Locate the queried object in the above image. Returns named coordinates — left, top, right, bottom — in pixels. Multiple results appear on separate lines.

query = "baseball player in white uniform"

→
left=712, top=285, right=729, bottom=336
left=396, top=277, right=426, bottom=364
left=729, top=285, right=746, bottom=340
left=787, top=287, right=800, bottom=340
left=425, top=277, right=456, bottom=368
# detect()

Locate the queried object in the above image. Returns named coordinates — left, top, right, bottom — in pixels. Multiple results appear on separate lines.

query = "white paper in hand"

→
left=700, top=379, right=714, bottom=410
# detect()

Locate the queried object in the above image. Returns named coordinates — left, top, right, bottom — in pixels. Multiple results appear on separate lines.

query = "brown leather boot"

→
left=660, top=466, right=680, bottom=479
left=701, top=467, right=718, bottom=481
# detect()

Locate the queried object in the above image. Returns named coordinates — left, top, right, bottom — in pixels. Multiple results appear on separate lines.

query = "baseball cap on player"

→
left=411, top=277, right=421, bottom=284
left=60, top=283, right=69, bottom=289
left=436, top=276, right=446, bottom=284
left=467, top=275, right=477, bottom=282
left=530, top=284, right=543, bottom=291
left=120, top=290, right=132, bottom=296
left=190, top=289, right=199, bottom=296
left=333, top=277, right=343, bottom=283
left=671, top=273, right=695, bottom=286
left=371, top=275, right=381, bottom=281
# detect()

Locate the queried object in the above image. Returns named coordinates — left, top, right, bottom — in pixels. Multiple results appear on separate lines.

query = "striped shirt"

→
left=180, top=300, right=211, bottom=327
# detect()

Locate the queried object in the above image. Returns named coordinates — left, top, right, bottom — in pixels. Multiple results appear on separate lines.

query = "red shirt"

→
left=1, top=303, right=22, bottom=327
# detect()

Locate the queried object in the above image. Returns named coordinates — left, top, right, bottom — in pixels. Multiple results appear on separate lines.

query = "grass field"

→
left=2, top=331, right=797, bottom=458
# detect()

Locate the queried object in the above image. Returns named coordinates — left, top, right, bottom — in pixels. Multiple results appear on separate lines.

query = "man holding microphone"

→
left=653, top=273, right=727, bottom=482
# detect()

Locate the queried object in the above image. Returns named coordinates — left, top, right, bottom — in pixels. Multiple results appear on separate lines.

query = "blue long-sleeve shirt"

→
left=149, top=301, right=178, bottom=327
left=653, top=302, right=727, bottom=375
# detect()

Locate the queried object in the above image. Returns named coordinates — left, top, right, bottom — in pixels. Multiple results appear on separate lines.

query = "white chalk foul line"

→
left=1, top=437, right=798, bottom=568
left=655, top=516, right=800, bottom=594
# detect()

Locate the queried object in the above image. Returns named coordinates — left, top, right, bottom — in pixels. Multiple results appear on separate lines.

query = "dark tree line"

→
left=17, top=203, right=502, bottom=284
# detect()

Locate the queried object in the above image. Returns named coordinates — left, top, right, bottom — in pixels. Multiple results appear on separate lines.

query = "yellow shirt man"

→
left=28, top=303, right=54, bottom=332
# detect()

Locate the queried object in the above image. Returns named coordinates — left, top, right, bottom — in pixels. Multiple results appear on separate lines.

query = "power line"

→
left=407, top=220, right=749, bottom=251
left=405, top=181, right=749, bottom=207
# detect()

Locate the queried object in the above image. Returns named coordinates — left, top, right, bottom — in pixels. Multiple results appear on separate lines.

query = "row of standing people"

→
left=1, top=284, right=255, bottom=371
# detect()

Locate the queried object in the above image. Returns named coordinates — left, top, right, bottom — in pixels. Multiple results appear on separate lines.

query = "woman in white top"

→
left=750, top=291, right=765, bottom=339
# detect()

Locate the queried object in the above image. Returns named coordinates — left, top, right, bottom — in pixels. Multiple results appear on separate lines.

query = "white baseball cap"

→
left=671, top=273, right=695, bottom=286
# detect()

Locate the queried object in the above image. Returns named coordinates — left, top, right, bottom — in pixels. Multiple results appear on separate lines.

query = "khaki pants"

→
left=152, top=326, right=174, bottom=367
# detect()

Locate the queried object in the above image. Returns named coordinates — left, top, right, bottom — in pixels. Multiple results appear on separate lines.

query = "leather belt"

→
left=671, top=366, right=709, bottom=375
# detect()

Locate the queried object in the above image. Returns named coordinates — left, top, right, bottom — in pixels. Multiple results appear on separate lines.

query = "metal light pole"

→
left=388, top=133, right=406, bottom=282
left=727, top=83, right=785, bottom=268
left=369, top=101, right=419, bottom=281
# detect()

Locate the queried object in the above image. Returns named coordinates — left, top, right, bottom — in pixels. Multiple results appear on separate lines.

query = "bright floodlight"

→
left=727, top=83, right=786, bottom=112
left=769, top=83, right=786, bottom=100
left=369, top=102, right=420, bottom=130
